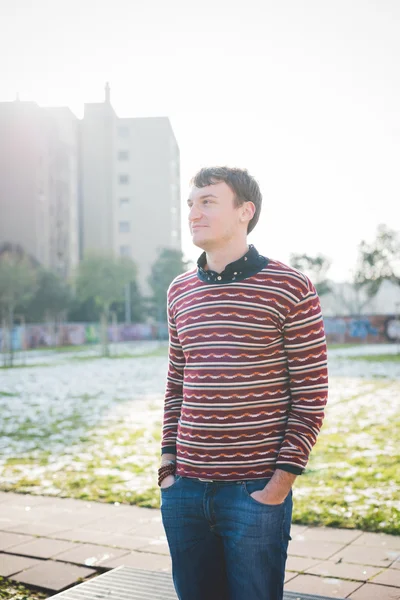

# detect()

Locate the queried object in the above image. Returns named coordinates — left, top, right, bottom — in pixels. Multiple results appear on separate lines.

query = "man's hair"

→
left=191, top=166, right=262, bottom=234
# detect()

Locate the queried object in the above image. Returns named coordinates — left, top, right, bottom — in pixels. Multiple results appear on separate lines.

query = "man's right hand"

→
left=160, top=474, right=176, bottom=489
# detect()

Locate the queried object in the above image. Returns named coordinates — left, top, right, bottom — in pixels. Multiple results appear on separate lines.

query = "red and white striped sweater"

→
left=162, top=257, right=328, bottom=480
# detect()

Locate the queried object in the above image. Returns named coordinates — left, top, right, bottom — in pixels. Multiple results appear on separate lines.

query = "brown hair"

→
left=191, top=166, right=262, bottom=234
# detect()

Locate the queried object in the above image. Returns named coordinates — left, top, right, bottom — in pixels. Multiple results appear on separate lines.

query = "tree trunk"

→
left=100, top=308, right=109, bottom=357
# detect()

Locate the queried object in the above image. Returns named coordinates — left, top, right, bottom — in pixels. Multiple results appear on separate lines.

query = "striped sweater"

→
left=161, top=254, right=328, bottom=480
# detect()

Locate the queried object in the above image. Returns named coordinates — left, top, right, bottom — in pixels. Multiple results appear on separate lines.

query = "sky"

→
left=1, top=0, right=399, bottom=282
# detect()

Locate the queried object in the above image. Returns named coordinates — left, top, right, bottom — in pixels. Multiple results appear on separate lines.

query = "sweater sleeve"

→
left=161, top=293, right=185, bottom=455
left=276, top=278, right=328, bottom=474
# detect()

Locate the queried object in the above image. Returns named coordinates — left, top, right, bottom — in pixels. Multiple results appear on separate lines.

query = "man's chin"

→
left=191, top=232, right=210, bottom=250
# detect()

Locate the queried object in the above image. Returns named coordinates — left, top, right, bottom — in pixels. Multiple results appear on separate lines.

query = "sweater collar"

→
left=196, top=244, right=268, bottom=284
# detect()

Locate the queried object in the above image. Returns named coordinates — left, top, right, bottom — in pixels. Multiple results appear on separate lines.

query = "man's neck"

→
left=204, top=240, right=249, bottom=274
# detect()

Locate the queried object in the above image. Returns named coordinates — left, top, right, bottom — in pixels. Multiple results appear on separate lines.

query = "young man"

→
left=159, top=167, right=328, bottom=600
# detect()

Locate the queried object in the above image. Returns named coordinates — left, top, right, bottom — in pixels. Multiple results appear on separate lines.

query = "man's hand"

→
left=251, top=469, right=297, bottom=505
left=160, top=474, right=176, bottom=489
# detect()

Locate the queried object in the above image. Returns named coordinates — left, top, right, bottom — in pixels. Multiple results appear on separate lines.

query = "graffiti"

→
left=1, top=315, right=398, bottom=351
left=324, top=315, right=397, bottom=344
left=385, top=317, right=400, bottom=342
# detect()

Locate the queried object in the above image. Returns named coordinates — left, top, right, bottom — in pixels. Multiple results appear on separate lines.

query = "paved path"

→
left=0, top=492, right=399, bottom=599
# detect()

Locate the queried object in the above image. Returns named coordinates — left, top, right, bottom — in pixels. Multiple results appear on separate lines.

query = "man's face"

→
left=187, top=181, right=250, bottom=251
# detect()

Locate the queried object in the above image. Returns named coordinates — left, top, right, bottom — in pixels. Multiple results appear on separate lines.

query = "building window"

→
left=118, top=126, right=129, bottom=138
left=119, top=174, right=129, bottom=185
left=119, top=221, right=130, bottom=233
left=120, top=245, right=131, bottom=257
left=120, top=197, right=130, bottom=207
left=118, top=150, right=129, bottom=161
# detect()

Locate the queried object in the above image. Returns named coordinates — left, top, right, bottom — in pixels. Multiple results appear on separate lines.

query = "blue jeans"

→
left=161, top=476, right=292, bottom=600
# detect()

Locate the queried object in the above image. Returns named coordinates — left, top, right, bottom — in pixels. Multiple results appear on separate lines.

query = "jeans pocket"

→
left=160, top=475, right=182, bottom=493
left=243, top=479, right=285, bottom=508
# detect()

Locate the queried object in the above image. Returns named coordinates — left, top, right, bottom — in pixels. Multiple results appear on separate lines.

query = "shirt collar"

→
left=196, top=244, right=268, bottom=284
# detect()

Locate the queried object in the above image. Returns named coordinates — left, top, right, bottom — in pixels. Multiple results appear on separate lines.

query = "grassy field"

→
left=0, top=350, right=399, bottom=535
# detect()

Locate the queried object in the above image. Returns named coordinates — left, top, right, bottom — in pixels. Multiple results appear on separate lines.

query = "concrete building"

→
left=0, top=85, right=181, bottom=294
left=81, top=83, right=181, bottom=294
left=0, top=99, right=79, bottom=279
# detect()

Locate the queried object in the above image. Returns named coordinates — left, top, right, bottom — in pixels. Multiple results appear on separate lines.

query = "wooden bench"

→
left=50, top=565, right=344, bottom=599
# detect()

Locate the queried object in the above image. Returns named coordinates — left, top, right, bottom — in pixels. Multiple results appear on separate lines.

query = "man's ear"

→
left=241, top=201, right=256, bottom=224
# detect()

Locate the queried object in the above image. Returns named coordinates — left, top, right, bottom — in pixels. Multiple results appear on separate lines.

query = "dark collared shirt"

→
left=196, top=244, right=269, bottom=284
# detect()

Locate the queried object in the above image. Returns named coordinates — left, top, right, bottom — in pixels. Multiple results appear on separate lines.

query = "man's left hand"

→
left=250, top=489, right=287, bottom=506
left=250, top=469, right=297, bottom=505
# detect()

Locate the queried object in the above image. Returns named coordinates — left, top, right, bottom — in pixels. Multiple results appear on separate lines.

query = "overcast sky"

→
left=1, top=0, right=399, bottom=281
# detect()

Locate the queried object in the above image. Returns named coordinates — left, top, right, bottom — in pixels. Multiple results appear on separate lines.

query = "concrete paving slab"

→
left=329, top=545, right=400, bottom=568
left=11, top=560, right=97, bottom=592
left=353, top=532, right=400, bottom=550
left=5, top=522, right=70, bottom=536
left=137, top=538, right=170, bottom=556
left=46, top=528, right=152, bottom=549
left=10, top=537, right=78, bottom=558
left=103, top=550, right=172, bottom=572
left=55, top=543, right=130, bottom=567
left=370, top=568, right=400, bottom=587
left=390, top=558, right=400, bottom=570
left=348, top=583, right=400, bottom=599
left=284, top=574, right=362, bottom=597
left=0, top=552, right=42, bottom=576
left=305, top=560, right=381, bottom=582
left=288, top=539, right=345, bottom=560
left=79, top=514, right=143, bottom=533
left=0, top=531, right=35, bottom=550
left=293, top=527, right=363, bottom=545
left=286, top=556, right=322, bottom=573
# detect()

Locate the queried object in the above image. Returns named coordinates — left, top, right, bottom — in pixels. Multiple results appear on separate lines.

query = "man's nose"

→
left=189, top=204, right=201, bottom=221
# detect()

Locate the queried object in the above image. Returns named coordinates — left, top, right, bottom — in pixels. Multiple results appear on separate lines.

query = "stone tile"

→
left=137, top=537, right=170, bottom=556
left=353, top=532, right=400, bottom=551
left=0, top=505, right=37, bottom=522
left=284, top=571, right=297, bottom=583
left=11, top=537, right=78, bottom=558
left=0, top=492, right=52, bottom=506
left=55, top=543, right=130, bottom=567
left=103, top=550, right=172, bottom=572
left=371, top=569, right=400, bottom=587
left=285, top=556, right=322, bottom=572
left=38, top=527, right=153, bottom=550
left=293, top=527, right=363, bottom=544
left=390, top=558, right=400, bottom=570
left=134, top=521, right=166, bottom=538
left=12, top=560, right=96, bottom=592
left=306, top=560, right=381, bottom=582
left=0, top=552, right=42, bottom=576
left=81, top=515, right=142, bottom=533
left=284, top=574, right=362, bottom=597
left=289, top=524, right=309, bottom=537
left=329, top=545, right=400, bottom=568
left=348, top=583, right=400, bottom=599
left=6, top=522, right=69, bottom=536
left=0, top=532, right=35, bottom=550
left=288, top=539, right=345, bottom=560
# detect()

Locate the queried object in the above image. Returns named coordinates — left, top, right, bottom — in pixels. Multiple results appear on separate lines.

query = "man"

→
left=159, top=167, right=328, bottom=600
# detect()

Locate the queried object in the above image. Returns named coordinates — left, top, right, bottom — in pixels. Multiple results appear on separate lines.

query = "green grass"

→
left=71, top=347, right=168, bottom=361
left=327, top=343, right=365, bottom=350
left=1, top=372, right=399, bottom=534
left=347, top=353, right=400, bottom=362
left=0, top=578, right=48, bottom=599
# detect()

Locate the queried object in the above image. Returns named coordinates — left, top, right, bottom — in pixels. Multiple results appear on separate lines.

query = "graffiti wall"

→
left=0, top=322, right=169, bottom=351
left=324, top=315, right=400, bottom=344
left=1, top=316, right=399, bottom=351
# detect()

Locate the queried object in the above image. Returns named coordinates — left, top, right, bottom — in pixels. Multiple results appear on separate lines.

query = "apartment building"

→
left=81, top=84, right=181, bottom=293
left=0, top=99, right=79, bottom=279
left=0, top=85, right=181, bottom=293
